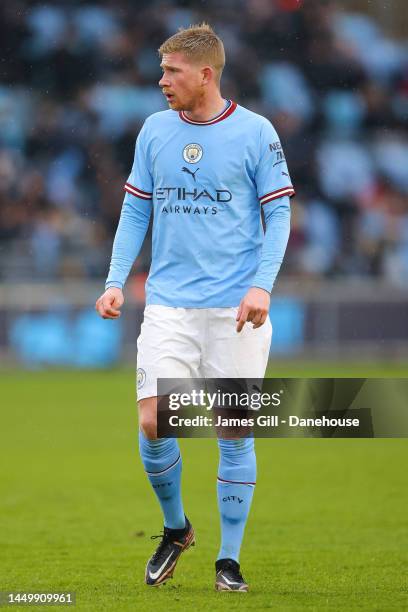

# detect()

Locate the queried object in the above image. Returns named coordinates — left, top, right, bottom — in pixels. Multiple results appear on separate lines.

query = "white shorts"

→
left=136, top=305, right=272, bottom=400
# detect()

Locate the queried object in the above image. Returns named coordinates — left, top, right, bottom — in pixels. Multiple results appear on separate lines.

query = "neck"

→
left=183, top=92, right=227, bottom=122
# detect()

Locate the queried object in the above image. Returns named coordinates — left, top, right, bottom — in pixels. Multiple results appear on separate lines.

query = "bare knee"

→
left=140, top=416, right=157, bottom=440
left=138, top=397, right=158, bottom=440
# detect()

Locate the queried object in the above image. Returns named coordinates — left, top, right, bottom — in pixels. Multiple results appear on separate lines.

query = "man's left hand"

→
left=236, top=287, right=270, bottom=333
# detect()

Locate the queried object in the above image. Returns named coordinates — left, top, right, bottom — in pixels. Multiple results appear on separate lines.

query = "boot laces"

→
left=150, top=531, right=172, bottom=564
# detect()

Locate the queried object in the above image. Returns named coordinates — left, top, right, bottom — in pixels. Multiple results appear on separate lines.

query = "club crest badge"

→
left=137, top=368, right=146, bottom=389
left=183, top=143, right=203, bottom=164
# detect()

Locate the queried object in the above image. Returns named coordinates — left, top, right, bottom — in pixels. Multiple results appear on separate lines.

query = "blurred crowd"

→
left=1, top=0, right=408, bottom=286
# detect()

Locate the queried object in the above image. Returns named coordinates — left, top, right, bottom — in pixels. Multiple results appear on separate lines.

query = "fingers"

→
left=112, top=294, right=124, bottom=309
left=236, top=288, right=270, bottom=332
left=95, top=296, right=121, bottom=319
left=104, top=305, right=121, bottom=318
left=252, top=312, right=268, bottom=329
left=236, top=304, right=250, bottom=333
left=251, top=311, right=263, bottom=327
left=236, top=306, right=268, bottom=332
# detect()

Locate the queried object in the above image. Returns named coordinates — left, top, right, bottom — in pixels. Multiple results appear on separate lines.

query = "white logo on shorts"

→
left=137, top=368, right=146, bottom=389
left=183, top=143, right=203, bottom=164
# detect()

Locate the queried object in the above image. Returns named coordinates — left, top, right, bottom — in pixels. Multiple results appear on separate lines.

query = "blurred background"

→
left=1, top=0, right=408, bottom=367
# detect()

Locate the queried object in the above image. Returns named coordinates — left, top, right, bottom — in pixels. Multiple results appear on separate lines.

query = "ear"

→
left=201, top=66, right=213, bottom=85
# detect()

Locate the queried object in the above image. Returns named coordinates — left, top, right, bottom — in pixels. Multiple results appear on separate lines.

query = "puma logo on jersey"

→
left=182, top=166, right=200, bottom=182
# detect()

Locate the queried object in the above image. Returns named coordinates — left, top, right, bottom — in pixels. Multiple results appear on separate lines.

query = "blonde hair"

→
left=158, top=23, right=225, bottom=84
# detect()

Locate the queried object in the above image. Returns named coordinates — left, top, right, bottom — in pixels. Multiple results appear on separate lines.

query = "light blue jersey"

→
left=106, top=101, right=294, bottom=307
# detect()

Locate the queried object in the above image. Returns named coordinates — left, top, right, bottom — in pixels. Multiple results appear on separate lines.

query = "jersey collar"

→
left=179, top=100, right=237, bottom=126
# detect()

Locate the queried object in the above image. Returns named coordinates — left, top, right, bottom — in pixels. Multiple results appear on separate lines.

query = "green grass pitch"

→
left=1, top=364, right=407, bottom=611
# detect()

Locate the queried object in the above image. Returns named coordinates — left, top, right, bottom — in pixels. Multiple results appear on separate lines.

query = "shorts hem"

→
left=137, top=389, right=157, bottom=401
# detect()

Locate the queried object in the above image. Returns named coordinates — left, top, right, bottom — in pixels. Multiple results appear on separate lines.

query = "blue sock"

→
left=139, top=431, right=185, bottom=530
left=217, top=437, right=256, bottom=563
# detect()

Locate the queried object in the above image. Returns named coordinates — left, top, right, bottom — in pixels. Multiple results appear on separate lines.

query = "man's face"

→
left=159, top=52, right=204, bottom=111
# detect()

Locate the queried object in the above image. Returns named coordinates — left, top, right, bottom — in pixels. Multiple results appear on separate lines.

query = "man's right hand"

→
left=95, top=287, right=124, bottom=319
